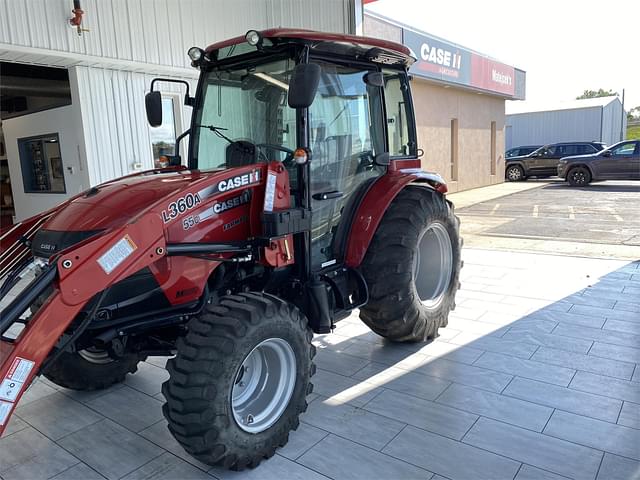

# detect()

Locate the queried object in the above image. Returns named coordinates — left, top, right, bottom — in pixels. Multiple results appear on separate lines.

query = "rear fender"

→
left=344, top=170, right=444, bottom=268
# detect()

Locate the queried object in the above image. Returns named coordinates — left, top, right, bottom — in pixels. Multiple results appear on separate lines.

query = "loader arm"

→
left=0, top=212, right=166, bottom=434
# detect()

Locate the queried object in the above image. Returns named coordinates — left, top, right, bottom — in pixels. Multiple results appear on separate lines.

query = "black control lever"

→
left=312, top=191, right=344, bottom=201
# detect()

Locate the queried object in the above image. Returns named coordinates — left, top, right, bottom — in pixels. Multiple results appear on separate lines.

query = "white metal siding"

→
left=505, top=107, right=602, bottom=149
left=1, top=0, right=353, bottom=69
left=601, top=101, right=624, bottom=145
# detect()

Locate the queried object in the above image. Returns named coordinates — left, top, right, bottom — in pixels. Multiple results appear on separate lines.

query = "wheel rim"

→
left=231, top=337, right=297, bottom=434
left=571, top=169, right=586, bottom=185
left=78, top=347, right=113, bottom=365
left=414, top=222, right=454, bottom=309
left=507, top=166, right=521, bottom=181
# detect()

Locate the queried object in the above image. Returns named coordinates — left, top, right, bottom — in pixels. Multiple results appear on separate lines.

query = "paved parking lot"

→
left=1, top=248, right=639, bottom=480
left=457, top=180, right=640, bottom=258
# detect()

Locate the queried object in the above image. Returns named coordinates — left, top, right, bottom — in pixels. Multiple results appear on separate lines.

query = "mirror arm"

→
left=174, top=128, right=191, bottom=157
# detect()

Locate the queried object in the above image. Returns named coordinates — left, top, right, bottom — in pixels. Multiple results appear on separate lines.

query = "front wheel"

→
left=162, top=293, right=315, bottom=470
left=567, top=166, right=591, bottom=186
left=359, top=187, right=462, bottom=342
left=505, top=164, right=526, bottom=181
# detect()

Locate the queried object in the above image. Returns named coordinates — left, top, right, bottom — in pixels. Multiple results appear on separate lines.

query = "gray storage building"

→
left=505, top=96, right=626, bottom=149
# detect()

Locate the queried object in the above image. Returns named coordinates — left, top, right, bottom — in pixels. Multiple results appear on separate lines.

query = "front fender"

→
left=344, top=170, right=444, bottom=268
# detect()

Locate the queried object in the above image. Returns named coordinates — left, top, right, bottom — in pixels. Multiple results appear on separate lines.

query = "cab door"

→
left=307, top=61, right=387, bottom=271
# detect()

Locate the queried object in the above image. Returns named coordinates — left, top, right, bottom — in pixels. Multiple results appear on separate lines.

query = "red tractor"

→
left=0, top=29, right=461, bottom=469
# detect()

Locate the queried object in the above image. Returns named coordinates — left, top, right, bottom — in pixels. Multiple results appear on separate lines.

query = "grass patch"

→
left=627, top=124, right=640, bottom=140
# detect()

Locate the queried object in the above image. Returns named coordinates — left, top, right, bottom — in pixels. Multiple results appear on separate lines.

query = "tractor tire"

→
left=359, top=186, right=462, bottom=342
left=162, top=292, right=315, bottom=470
left=44, top=349, right=145, bottom=391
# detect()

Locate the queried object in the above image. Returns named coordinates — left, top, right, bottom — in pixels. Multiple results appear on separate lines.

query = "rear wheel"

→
left=567, top=166, right=591, bottom=186
left=506, top=164, right=525, bottom=181
left=359, top=187, right=462, bottom=342
left=44, top=348, right=145, bottom=391
left=162, top=293, right=315, bottom=470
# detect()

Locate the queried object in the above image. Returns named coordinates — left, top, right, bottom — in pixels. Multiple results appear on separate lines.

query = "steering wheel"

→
left=256, top=143, right=295, bottom=164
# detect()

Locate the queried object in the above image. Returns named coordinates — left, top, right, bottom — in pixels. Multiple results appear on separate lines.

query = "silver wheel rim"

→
left=78, top=348, right=113, bottom=365
left=507, top=166, right=521, bottom=181
left=414, top=222, right=454, bottom=309
left=231, top=337, right=297, bottom=434
left=571, top=170, right=586, bottom=185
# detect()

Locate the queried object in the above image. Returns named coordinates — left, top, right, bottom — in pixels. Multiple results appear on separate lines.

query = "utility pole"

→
left=620, top=88, right=625, bottom=141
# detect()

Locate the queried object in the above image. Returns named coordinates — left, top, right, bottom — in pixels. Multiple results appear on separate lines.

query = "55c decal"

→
left=162, top=193, right=202, bottom=223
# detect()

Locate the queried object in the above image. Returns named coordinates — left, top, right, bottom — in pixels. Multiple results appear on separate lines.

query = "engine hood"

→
left=44, top=169, right=222, bottom=231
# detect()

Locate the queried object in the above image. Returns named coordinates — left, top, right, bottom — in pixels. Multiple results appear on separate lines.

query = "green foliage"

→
left=626, top=124, right=640, bottom=141
left=627, top=106, right=640, bottom=121
left=576, top=89, right=618, bottom=100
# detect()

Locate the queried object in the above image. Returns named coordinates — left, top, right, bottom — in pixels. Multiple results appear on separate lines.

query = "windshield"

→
left=192, top=57, right=296, bottom=170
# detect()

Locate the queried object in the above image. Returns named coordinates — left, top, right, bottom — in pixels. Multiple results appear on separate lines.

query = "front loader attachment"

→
left=0, top=213, right=166, bottom=435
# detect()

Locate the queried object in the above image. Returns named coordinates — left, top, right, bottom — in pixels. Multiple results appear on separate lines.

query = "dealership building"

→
left=0, top=0, right=524, bottom=224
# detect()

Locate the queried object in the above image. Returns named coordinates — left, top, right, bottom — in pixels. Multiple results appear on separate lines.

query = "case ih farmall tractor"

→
left=0, top=29, right=460, bottom=469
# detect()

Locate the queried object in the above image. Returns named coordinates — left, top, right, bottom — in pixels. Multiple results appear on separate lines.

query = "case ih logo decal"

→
left=162, top=193, right=202, bottom=223
left=216, top=169, right=260, bottom=194
left=182, top=191, right=251, bottom=231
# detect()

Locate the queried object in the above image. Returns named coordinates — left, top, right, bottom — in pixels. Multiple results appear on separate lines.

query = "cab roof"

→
left=204, top=28, right=416, bottom=67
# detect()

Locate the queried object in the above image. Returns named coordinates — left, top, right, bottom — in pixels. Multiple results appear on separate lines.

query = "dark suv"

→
left=558, top=140, right=640, bottom=186
left=505, top=145, right=541, bottom=158
left=505, top=142, right=606, bottom=181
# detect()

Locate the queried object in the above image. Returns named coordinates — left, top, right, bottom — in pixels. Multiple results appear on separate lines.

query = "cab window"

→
left=382, top=70, right=413, bottom=157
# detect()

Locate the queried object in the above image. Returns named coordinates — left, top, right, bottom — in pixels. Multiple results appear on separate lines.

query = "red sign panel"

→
left=470, top=55, right=515, bottom=96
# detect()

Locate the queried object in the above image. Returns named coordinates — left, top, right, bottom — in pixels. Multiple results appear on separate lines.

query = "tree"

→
left=627, top=106, right=640, bottom=122
left=576, top=89, right=618, bottom=100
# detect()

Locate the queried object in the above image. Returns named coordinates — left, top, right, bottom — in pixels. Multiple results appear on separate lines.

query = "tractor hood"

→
left=43, top=170, right=220, bottom=232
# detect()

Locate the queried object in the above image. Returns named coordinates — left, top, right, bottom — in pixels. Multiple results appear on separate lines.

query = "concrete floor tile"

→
left=596, top=452, right=640, bottom=480
left=299, top=434, right=433, bottom=480
left=303, top=397, right=404, bottom=450
left=314, top=348, right=370, bottom=377
left=417, top=341, right=485, bottom=364
left=16, top=392, right=103, bottom=440
left=503, top=377, right=623, bottom=423
left=589, top=342, right=640, bottom=363
left=447, top=332, right=539, bottom=359
left=437, top=383, right=552, bottom=431
left=515, top=465, right=568, bottom=480
left=501, top=330, right=592, bottom=354
left=0, top=427, right=80, bottom=480
left=138, top=421, right=211, bottom=471
left=124, top=362, right=170, bottom=396
left=18, top=379, right=58, bottom=406
left=85, top=385, right=164, bottom=432
left=464, top=417, right=603, bottom=479
left=613, top=301, right=640, bottom=313
left=50, top=463, right=107, bottom=479
left=2, top=413, right=29, bottom=437
left=571, top=304, right=640, bottom=323
left=211, top=454, right=327, bottom=480
left=544, top=410, right=640, bottom=461
left=57, top=419, right=163, bottom=480
left=446, top=318, right=505, bottom=336
left=351, top=362, right=451, bottom=400
left=278, top=422, right=328, bottom=460
left=603, top=319, right=640, bottom=335
left=569, top=371, right=640, bottom=403
left=474, top=351, right=578, bottom=386
left=145, top=357, right=172, bottom=369
left=364, top=389, right=477, bottom=440
left=618, top=401, right=640, bottom=429
left=383, top=424, right=520, bottom=480
left=310, top=370, right=383, bottom=407
left=562, top=294, right=616, bottom=309
left=409, top=357, right=513, bottom=393
left=527, top=311, right=606, bottom=329
left=554, top=322, right=640, bottom=349
left=506, top=319, right=559, bottom=335
left=340, top=339, right=425, bottom=366
left=122, top=452, right=211, bottom=480
left=532, top=347, right=635, bottom=380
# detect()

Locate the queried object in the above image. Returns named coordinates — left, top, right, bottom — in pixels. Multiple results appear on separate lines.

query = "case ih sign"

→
left=403, top=29, right=516, bottom=97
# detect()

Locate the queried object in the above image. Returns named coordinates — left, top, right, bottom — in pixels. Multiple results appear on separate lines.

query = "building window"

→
left=18, top=133, right=66, bottom=193
left=150, top=96, right=177, bottom=167
left=451, top=118, right=458, bottom=181
left=490, top=121, right=497, bottom=175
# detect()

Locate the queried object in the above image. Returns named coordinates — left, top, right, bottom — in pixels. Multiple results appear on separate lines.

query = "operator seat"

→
left=225, top=140, right=258, bottom=168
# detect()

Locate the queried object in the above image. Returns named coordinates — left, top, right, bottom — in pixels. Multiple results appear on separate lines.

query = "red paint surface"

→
left=470, top=55, right=515, bottom=96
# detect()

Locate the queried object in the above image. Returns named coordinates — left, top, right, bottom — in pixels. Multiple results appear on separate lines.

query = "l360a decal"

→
left=161, top=193, right=202, bottom=223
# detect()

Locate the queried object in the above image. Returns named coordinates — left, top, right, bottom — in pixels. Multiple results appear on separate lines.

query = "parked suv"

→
left=558, top=140, right=640, bottom=186
left=505, top=145, right=541, bottom=158
left=505, top=142, right=606, bottom=181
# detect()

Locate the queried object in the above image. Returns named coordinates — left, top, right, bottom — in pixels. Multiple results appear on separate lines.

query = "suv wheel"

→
left=567, top=166, right=591, bottom=187
left=506, top=165, right=525, bottom=182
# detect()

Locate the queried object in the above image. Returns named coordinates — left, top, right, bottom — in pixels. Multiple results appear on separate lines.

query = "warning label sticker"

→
left=263, top=172, right=277, bottom=212
left=7, top=357, right=34, bottom=383
left=0, top=400, right=12, bottom=425
left=97, top=235, right=137, bottom=275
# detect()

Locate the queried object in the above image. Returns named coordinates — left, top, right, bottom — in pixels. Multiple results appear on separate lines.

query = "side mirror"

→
left=363, top=72, right=384, bottom=87
left=288, top=63, right=321, bottom=109
left=145, top=91, right=163, bottom=127
left=374, top=152, right=390, bottom=166
left=602, top=150, right=612, bottom=157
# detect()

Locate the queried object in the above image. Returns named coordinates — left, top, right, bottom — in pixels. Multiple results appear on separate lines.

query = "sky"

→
left=365, top=0, right=640, bottom=110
